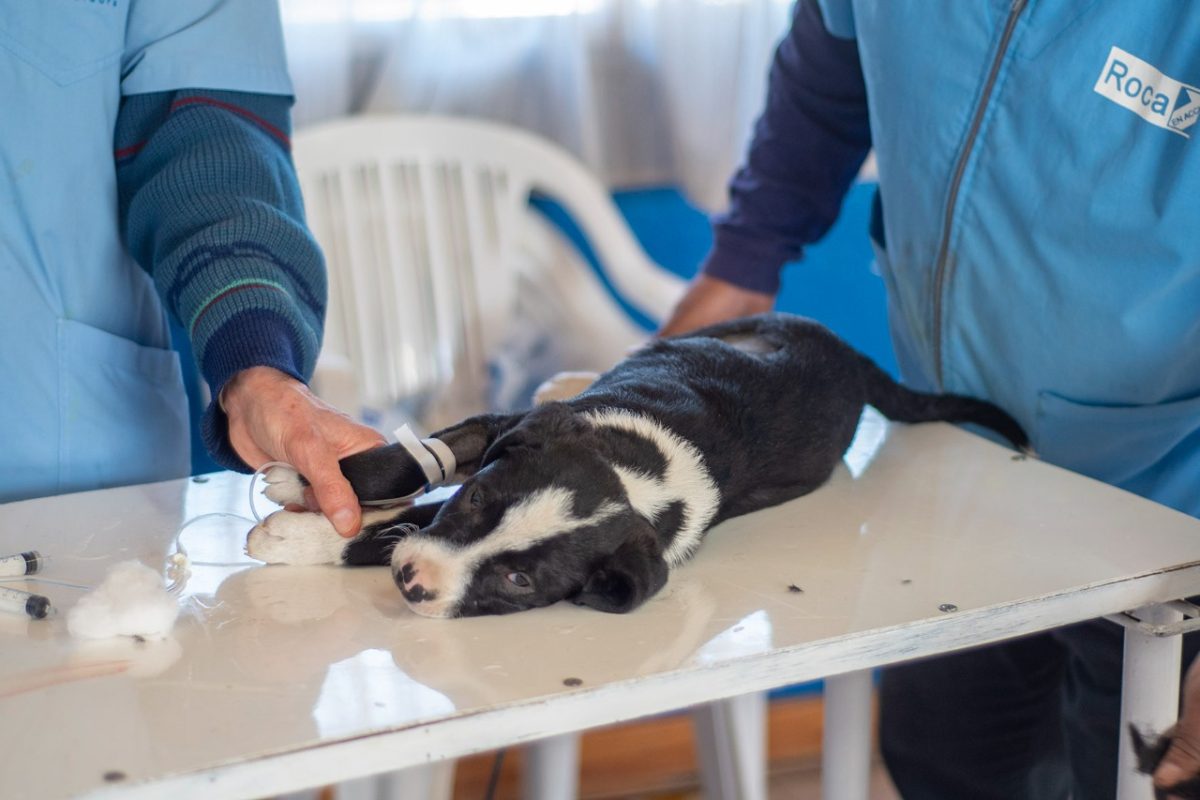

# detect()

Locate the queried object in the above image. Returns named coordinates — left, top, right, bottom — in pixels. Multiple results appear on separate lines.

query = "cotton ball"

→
left=67, top=560, right=179, bottom=640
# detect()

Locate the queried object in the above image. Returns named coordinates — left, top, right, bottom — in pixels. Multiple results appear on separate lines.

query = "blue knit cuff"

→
left=200, top=309, right=309, bottom=472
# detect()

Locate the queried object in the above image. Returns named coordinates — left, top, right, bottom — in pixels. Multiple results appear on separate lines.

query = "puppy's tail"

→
left=857, top=355, right=1029, bottom=450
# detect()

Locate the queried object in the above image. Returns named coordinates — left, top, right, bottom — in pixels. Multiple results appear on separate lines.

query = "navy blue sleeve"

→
left=115, top=89, right=327, bottom=472
left=703, top=0, right=872, bottom=294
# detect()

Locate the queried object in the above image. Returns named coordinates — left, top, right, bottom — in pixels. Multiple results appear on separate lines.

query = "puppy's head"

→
left=390, top=405, right=669, bottom=617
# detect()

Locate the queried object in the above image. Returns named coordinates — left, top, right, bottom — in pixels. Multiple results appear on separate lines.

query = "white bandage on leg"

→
left=356, top=425, right=457, bottom=507
left=420, top=436, right=456, bottom=483
left=395, top=424, right=443, bottom=486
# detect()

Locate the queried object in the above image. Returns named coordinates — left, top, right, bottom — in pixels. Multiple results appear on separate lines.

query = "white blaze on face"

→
left=390, top=486, right=621, bottom=617
left=584, top=410, right=719, bottom=565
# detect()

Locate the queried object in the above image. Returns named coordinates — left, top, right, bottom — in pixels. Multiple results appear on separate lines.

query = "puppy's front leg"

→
left=343, top=502, right=443, bottom=565
left=247, top=509, right=349, bottom=565
left=248, top=502, right=443, bottom=566
left=261, top=464, right=307, bottom=507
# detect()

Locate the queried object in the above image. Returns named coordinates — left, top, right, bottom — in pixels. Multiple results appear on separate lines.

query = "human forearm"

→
left=115, top=89, right=384, bottom=535
left=115, top=89, right=325, bottom=470
left=703, top=0, right=872, bottom=295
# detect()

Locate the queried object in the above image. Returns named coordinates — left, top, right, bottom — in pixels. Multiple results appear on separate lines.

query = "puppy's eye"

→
left=506, top=571, right=532, bottom=589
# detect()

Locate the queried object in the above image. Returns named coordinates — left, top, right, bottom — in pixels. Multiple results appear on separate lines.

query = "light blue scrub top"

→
left=818, top=0, right=1200, bottom=517
left=0, top=0, right=293, bottom=503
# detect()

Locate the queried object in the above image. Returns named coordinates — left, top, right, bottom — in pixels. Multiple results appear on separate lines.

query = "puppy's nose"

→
left=394, top=562, right=437, bottom=604
left=401, top=582, right=436, bottom=603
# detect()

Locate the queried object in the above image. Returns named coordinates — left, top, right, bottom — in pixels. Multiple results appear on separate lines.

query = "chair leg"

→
left=522, top=733, right=582, bottom=800
left=693, top=693, right=768, bottom=800
left=822, top=670, right=872, bottom=800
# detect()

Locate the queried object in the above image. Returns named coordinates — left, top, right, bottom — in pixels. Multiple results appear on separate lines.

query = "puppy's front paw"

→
left=247, top=510, right=347, bottom=565
left=262, top=465, right=307, bottom=508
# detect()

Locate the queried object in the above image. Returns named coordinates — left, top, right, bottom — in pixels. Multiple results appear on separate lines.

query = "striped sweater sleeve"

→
left=115, top=89, right=326, bottom=472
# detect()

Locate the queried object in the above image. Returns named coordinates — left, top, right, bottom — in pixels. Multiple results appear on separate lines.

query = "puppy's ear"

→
left=481, top=403, right=589, bottom=466
left=432, top=412, right=526, bottom=480
left=574, top=529, right=668, bottom=614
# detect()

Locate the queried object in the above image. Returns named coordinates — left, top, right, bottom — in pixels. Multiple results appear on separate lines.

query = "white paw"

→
left=246, top=510, right=346, bottom=565
left=262, top=465, right=306, bottom=507
left=533, top=371, right=600, bottom=405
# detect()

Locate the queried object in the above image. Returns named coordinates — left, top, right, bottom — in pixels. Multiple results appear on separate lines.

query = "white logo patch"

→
left=1094, top=46, right=1199, bottom=138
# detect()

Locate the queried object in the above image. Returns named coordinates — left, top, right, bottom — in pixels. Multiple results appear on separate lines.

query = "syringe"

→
left=0, top=551, right=42, bottom=578
left=0, top=586, right=52, bottom=619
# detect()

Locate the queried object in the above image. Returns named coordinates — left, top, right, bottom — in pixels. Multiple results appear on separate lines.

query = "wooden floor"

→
left=451, top=696, right=900, bottom=799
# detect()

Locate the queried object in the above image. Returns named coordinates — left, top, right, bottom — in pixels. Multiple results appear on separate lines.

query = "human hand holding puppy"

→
left=221, top=366, right=386, bottom=538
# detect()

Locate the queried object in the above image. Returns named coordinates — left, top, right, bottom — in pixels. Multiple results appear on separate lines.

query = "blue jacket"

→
left=705, top=0, right=1200, bottom=517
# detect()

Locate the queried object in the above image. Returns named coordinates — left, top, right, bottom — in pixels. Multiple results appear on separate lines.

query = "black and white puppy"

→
left=248, top=313, right=1028, bottom=618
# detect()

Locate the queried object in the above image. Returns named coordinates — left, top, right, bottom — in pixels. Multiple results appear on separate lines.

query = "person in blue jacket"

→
left=0, top=0, right=383, bottom=538
left=660, top=1, right=1200, bottom=796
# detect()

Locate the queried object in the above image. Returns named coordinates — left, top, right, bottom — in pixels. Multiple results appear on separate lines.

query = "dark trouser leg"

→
left=881, top=620, right=1200, bottom=800
left=879, top=631, right=1071, bottom=800
left=1054, top=620, right=1125, bottom=800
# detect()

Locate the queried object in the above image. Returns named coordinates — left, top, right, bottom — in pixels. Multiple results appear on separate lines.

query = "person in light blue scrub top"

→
left=1, top=0, right=383, bottom=538
left=661, top=0, right=1200, bottom=796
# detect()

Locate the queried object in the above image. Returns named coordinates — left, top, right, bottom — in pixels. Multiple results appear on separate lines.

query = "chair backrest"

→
left=292, top=115, right=685, bottom=431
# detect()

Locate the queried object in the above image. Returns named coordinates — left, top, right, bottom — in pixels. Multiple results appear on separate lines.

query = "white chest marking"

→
left=585, top=410, right=720, bottom=565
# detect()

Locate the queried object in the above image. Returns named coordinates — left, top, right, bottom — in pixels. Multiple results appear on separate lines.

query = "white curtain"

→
left=280, top=0, right=795, bottom=210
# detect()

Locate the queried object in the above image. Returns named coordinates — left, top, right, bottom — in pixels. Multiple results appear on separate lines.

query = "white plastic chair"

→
left=292, top=114, right=767, bottom=800
left=295, top=115, right=682, bottom=430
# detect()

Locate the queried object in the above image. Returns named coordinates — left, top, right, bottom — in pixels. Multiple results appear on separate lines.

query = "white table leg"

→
left=1117, top=604, right=1184, bottom=800
left=522, top=733, right=581, bottom=800
left=692, top=692, right=768, bottom=800
left=822, top=669, right=872, bottom=800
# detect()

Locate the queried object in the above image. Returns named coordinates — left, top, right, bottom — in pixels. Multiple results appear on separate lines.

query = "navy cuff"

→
left=200, top=309, right=309, bottom=472
left=701, top=230, right=792, bottom=295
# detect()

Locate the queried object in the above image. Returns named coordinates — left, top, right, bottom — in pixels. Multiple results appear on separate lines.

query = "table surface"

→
left=3, top=412, right=1199, bottom=800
